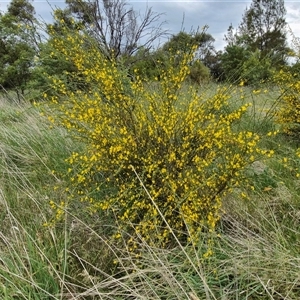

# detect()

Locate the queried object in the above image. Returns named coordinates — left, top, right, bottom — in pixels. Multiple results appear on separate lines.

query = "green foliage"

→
left=222, top=0, right=289, bottom=83
left=162, top=31, right=197, bottom=53
left=31, top=39, right=80, bottom=95
left=221, top=44, right=249, bottom=81
left=189, top=59, right=210, bottom=84
left=162, top=30, right=215, bottom=83
left=130, top=31, right=213, bottom=83
left=32, top=18, right=90, bottom=96
left=241, top=50, right=274, bottom=85
left=221, top=46, right=275, bottom=85
left=0, top=0, right=38, bottom=99
left=0, top=39, right=35, bottom=93
left=238, top=0, right=288, bottom=67
left=130, top=48, right=210, bottom=84
left=127, top=48, right=169, bottom=81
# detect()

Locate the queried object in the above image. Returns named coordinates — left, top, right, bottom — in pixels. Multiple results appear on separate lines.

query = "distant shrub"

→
left=45, top=27, right=267, bottom=249
left=189, top=59, right=211, bottom=84
left=241, top=50, right=274, bottom=85
left=274, top=69, right=300, bottom=134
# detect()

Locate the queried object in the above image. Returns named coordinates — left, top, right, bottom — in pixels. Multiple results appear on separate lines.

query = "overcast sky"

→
left=1, top=0, right=300, bottom=51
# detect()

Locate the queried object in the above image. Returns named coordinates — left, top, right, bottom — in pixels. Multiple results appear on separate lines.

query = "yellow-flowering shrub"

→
left=274, top=69, right=300, bottom=134
left=45, top=28, right=266, bottom=247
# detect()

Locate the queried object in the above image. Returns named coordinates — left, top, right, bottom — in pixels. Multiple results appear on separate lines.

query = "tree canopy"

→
left=221, top=0, right=289, bottom=84
left=0, top=0, right=39, bottom=99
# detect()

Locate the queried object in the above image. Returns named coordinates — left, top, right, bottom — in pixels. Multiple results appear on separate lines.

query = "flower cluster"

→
left=45, top=27, right=266, bottom=247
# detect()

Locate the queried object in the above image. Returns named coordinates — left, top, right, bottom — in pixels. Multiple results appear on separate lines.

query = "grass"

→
left=0, top=86, right=300, bottom=299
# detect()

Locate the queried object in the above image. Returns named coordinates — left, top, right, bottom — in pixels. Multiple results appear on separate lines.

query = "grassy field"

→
left=0, top=85, right=300, bottom=299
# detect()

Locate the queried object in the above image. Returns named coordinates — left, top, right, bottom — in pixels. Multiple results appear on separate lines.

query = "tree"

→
left=51, top=0, right=168, bottom=61
left=203, top=50, right=224, bottom=81
left=0, top=0, right=39, bottom=100
left=238, top=0, right=288, bottom=66
left=189, top=59, right=211, bottom=84
left=160, top=30, right=215, bottom=83
left=162, top=30, right=215, bottom=60
left=128, top=31, right=214, bottom=83
left=221, top=0, right=289, bottom=83
left=241, top=49, right=274, bottom=84
left=6, top=0, right=41, bottom=49
left=126, top=47, right=168, bottom=81
left=221, top=44, right=250, bottom=82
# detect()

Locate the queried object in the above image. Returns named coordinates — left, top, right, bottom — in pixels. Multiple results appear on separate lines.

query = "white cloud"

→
left=286, top=3, right=300, bottom=32
left=128, top=1, right=251, bottom=50
left=2, top=0, right=299, bottom=52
